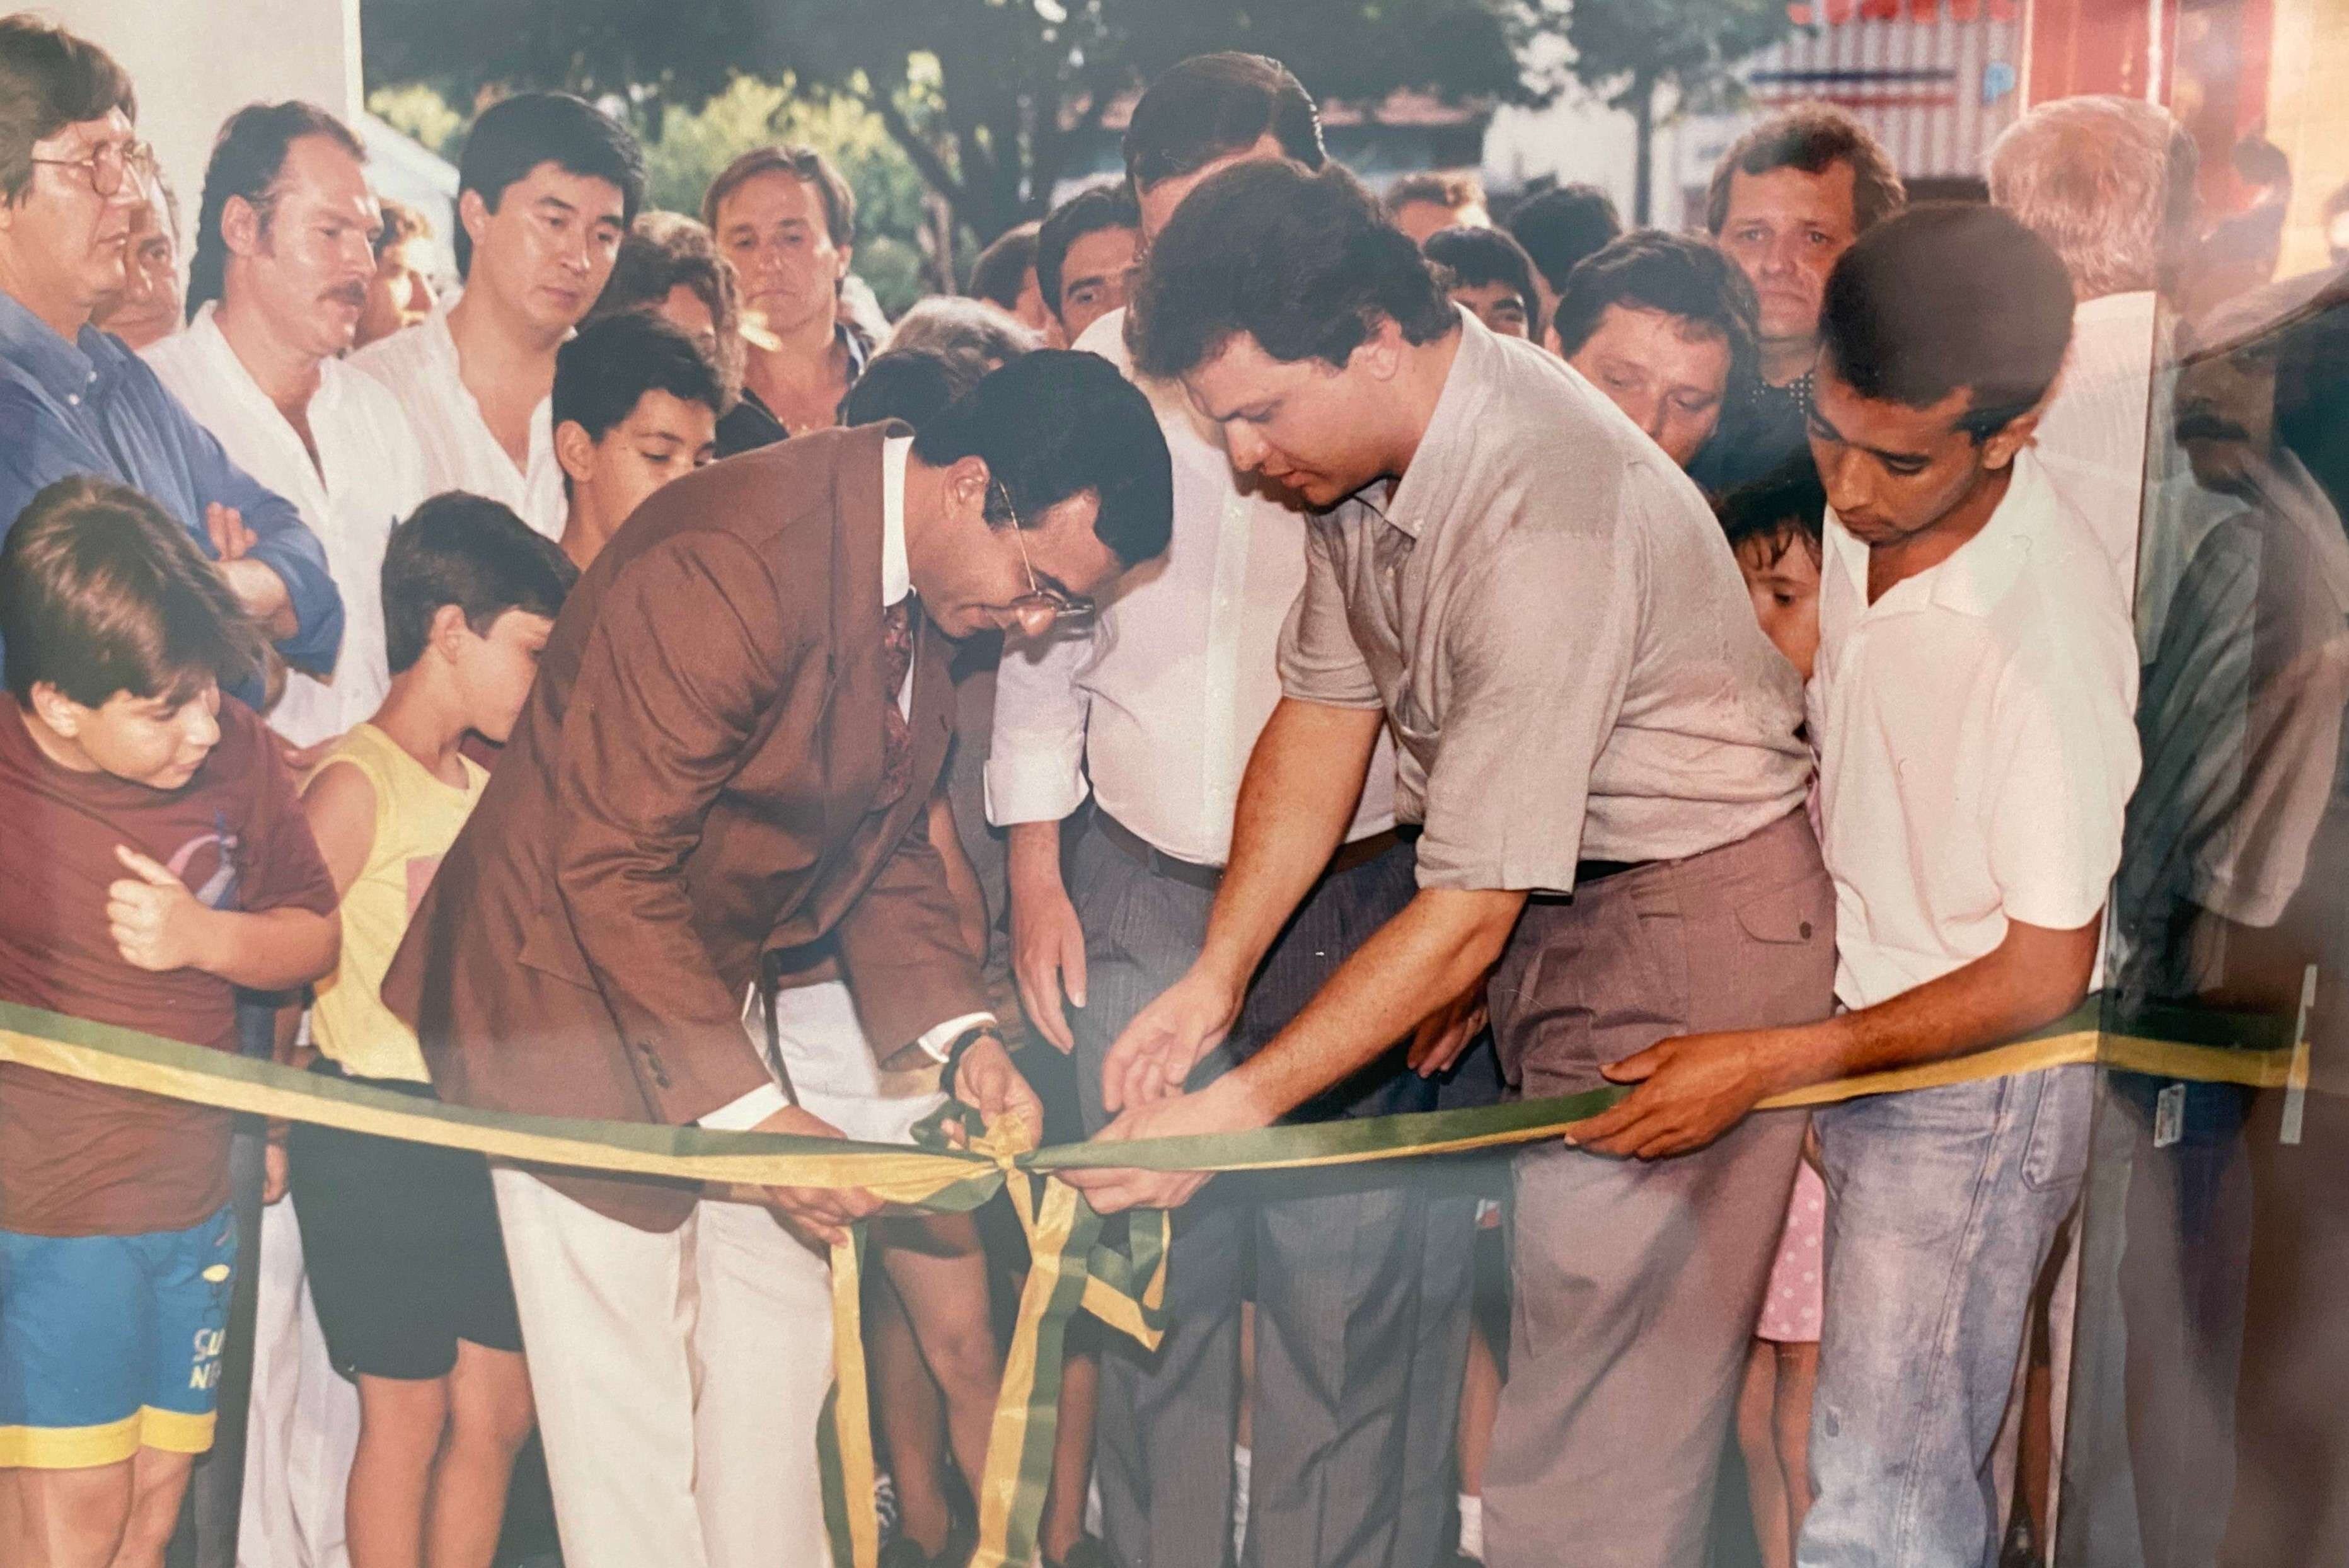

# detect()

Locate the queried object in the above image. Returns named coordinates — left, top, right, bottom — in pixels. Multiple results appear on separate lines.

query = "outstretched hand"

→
left=1099, top=970, right=1241, bottom=1114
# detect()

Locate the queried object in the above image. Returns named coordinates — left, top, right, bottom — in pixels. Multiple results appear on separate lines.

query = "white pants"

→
left=770, top=979, right=947, bottom=1146
left=235, top=1197, right=359, bottom=1568
left=491, top=1169, right=835, bottom=1568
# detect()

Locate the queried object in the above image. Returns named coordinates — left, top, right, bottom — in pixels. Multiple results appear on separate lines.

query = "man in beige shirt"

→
left=1064, top=161, right=1832, bottom=1568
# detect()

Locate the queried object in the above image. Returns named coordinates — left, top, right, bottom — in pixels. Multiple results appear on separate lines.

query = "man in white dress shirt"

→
left=146, top=102, right=430, bottom=1568
left=990, top=55, right=1479, bottom=1568
left=352, top=92, right=642, bottom=540
left=1992, top=95, right=2202, bottom=602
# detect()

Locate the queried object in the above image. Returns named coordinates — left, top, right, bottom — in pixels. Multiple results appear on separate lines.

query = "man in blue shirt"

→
left=0, top=18, right=340, bottom=682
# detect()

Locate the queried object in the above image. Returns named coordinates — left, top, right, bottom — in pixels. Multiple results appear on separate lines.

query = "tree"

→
left=361, top=0, right=1538, bottom=253
left=1558, top=0, right=1798, bottom=224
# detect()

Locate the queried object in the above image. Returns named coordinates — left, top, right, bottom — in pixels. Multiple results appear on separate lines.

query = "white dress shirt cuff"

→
left=916, top=1012, right=998, bottom=1065
left=983, top=746, right=1091, bottom=828
left=697, top=1083, right=790, bottom=1131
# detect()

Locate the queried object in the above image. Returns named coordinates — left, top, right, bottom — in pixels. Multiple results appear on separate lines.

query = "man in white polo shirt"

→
left=1568, top=205, right=2139, bottom=1568
left=352, top=92, right=642, bottom=539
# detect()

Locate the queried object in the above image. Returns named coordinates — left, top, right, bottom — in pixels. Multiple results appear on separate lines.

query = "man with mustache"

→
left=143, top=100, right=432, bottom=1568
left=1700, top=105, right=1905, bottom=492
left=0, top=16, right=340, bottom=688
left=149, top=103, right=427, bottom=755
left=354, top=92, right=642, bottom=539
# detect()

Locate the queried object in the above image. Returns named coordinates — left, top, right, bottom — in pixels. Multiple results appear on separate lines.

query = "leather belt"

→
left=1092, top=810, right=1405, bottom=894
left=1574, top=858, right=1649, bottom=886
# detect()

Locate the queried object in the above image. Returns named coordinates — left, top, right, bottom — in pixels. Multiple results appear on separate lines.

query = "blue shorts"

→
left=0, top=1206, right=236, bottom=1469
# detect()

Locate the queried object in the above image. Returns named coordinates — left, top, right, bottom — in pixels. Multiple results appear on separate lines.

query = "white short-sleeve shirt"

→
left=1811, top=449, right=2141, bottom=1010
left=348, top=292, right=566, bottom=541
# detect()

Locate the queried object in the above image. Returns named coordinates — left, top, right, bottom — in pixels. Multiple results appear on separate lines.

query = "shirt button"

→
left=66, top=393, right=79, bottom=405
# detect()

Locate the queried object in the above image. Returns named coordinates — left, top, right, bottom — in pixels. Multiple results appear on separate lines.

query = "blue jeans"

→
left=1799, top=1064, right=2092, bottom=1568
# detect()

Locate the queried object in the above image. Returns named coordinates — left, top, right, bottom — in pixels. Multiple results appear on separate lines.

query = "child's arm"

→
left=299, top=759, right=379, bottom=902
left=105, top=845, right=338, bottom=990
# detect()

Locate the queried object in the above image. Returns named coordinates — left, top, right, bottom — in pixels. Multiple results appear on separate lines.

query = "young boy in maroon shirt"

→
left=0, top=476, right=337, bottom=1567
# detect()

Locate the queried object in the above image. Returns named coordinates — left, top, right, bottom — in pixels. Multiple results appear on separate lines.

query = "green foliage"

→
left=360, top=74, right=939, bottom=316
left=366, top=81, right=465, bottom=155
left=1562, top=0, right=1793, bottom=116
left=361, top=0, right=1540, bottom=253
left=1556, top=0, right=1796, bottom=220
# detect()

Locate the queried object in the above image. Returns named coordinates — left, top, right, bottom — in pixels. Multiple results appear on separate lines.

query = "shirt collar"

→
left=882, top=433, right=913, bottom=606
left=1828, top=447, right=2052, bottom=621
left=1370, top=305, right=1486, bottom=541
left=0, top=287, right=113, bottom=405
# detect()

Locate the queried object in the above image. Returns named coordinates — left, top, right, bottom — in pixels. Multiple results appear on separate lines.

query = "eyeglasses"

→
left=995, top=483, right=1097, bottom=622
left=29, top=138, right=157, bottom=199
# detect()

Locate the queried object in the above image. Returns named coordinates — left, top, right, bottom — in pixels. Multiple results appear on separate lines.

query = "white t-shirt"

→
left=1810, top=449, right=2141, bottom=1010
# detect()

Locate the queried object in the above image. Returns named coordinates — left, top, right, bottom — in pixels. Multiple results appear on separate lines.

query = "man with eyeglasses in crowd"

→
left=381, top=349, right=1170, bottom=1568
left=0, top=15, right=340, bottom=690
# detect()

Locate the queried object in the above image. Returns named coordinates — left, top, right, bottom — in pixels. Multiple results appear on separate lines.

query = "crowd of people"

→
left=0, top=12, right=2343, bottom=1568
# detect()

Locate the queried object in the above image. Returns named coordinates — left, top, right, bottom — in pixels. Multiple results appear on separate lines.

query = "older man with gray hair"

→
left=1992, top=94, right=2200, bottom=599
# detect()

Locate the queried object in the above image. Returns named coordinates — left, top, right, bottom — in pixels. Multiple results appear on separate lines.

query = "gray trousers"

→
left=1481, top=810, right=1833, bottom=1568
left=1066, top=820, right=1479, bottom=1568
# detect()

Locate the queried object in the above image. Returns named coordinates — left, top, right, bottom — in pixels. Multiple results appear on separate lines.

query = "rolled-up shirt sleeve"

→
left=985, top=621, right=1095, bottom=827
left=1414, top=526, right=1638, bottom=893
left=1276, top=517, right=1382, bottom=710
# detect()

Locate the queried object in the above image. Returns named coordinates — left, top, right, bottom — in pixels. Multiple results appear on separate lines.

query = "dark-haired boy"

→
left=0, top=476, right=338, bottom=1566
left=1085, top=156, right=1824, bottom=1568
left=1584, top=205, right=2138, bottom=1568
left=289, top=493, right=574, bottom=1568
left=353, top=92, right=646, bottom=539
left=1422, top=222, right=1542, bottom=341
left=1034, top=185, right=1140, bottom=347
left=552, top=310, right=721, bottom=570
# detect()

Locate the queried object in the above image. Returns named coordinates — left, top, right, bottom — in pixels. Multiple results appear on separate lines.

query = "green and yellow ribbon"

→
left=0, top=994, right=2300, bottom=1568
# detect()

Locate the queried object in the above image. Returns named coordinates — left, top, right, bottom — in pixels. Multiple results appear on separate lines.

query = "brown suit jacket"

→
left=382, top=424, right=987, bottom=1230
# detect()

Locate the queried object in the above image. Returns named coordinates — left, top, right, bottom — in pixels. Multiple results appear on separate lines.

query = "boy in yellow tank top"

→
left=286, top=493, right=575, bottom=1568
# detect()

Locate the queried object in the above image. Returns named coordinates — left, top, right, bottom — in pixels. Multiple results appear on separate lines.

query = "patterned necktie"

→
left=878, top=597, right=915, bottom=806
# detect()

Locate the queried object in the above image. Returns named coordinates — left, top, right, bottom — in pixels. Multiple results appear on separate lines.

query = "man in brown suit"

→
left=381, top=350, right=1173, bottom=1568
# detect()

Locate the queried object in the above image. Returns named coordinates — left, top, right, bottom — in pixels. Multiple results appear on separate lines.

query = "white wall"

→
left=45, top=0, right=363, bottom=240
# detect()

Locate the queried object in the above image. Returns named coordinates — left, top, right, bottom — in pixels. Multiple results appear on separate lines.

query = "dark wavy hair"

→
left=1818, top=204, right=2074, bottom=440
left=1131, top=161, right=1454, bottom=379
left=456, top=92, right=645, bottom=279
left=1705, top=103, right=1907, bottom=239
left=186, top=101, right=364, bottom=319
left=911, top=350, right=1172, bottom=568
left=1552, top=231, right=1761, bottom=396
